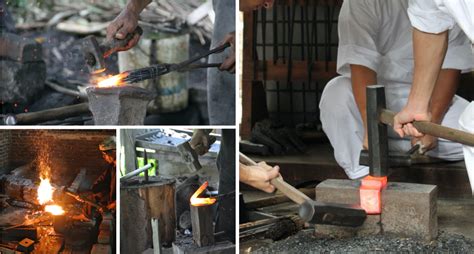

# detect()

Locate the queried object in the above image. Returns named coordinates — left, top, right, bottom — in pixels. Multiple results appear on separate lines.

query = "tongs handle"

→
left=174, top=42, right=231, bottom=71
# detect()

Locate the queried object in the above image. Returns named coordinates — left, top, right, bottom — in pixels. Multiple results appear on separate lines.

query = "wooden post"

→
left=151, top=218, right=162, bottom=254
left=190, top=205, right=214, bottom=247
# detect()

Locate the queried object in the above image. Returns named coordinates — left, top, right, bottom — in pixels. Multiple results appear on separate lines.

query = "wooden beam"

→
left=242, top=60, right=337, bottom=82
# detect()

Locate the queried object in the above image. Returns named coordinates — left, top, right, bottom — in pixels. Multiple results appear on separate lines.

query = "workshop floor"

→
left=241, top=143, right=474, bottom=253
left=240, top=191, right=474, bottom=253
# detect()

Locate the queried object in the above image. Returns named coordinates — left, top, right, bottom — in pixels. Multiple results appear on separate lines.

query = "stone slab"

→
left=315, top=179, right=438, bottom=241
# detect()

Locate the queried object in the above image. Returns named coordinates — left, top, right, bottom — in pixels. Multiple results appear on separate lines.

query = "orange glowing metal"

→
left=190, top=181, right=216, bottom=207
left=44, top=205, right=65, bottom=216
left=96, top=73, right=128, bottom=88
left=360, top=176, right=387, bottom=214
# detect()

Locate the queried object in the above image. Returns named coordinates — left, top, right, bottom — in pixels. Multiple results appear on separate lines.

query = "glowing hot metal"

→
left=96, top=72, right=129, bottom=88
left=45, top=205, right=65, bottom=215
left=190, top=181, right=216, bottom=207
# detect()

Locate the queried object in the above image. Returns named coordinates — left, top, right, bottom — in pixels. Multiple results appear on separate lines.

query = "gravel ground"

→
left=251, top=229, right=474, bottom=253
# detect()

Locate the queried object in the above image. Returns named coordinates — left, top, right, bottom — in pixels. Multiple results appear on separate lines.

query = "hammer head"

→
left=82, top=35, right=106, bottom=74
left=299, top=200, right=367, bottom=227
left=177, top=141, right=202, bottom=172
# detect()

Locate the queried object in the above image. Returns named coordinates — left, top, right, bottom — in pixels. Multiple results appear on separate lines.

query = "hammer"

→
left=82, top=26, right=143, bottom=74
left=239, top=152, right=367, bottom=227
left=176, top=135, right=217, bottom=172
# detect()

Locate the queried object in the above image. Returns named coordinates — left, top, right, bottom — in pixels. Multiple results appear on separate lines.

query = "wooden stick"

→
left=245, top=188, right=315, bottom=209
left=239, top=152, right=312, bottom=205
left=12, top=103, right=90, bottom=125
left=380, top=109, right=474, bottom=147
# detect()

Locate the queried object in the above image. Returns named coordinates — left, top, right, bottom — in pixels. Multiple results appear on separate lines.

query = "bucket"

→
left=118, top=33, right=189, bottom=113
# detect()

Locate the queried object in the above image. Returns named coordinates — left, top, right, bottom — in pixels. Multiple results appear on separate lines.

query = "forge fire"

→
left=0, top=130, right=117, bottom=253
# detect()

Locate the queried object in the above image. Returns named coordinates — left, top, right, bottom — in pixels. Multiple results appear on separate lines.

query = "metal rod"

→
left=367, top=85, right=389, bottom=177
left=121, top=163, right=154, bottom=181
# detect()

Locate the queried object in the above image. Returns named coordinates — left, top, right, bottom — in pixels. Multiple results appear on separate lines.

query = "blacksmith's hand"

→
left=240, top=162, right=280, bottom=193
left=106, top=6, right=142, bottom=51
left=218, top=32, right=236, bottom=74
left=393, top=106, right=431, bottom=138
left=189, top=129, right=211, bottom=156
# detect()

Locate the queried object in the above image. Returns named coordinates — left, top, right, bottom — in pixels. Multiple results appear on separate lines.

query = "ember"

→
left=44, top=205, right=65, bottom=215
left=96, top=72, right=129, bottom=88
left=190, top=181, right=216, bottom=206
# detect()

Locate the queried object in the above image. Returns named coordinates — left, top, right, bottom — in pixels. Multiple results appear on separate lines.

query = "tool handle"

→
left=239, top=152, right=312, bottom=205
left=380, top=109, right=474, bottom=147
left=174, top=42, right=231, bottom=70
left=102, top=26, right=143, bottom=58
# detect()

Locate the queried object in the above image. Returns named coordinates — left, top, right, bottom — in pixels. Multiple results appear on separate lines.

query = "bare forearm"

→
left=126, top=0, right=152, bottom=15
left=350, top=64, right=377, bottom=133
left=407, top=28, right=449, bottom=112
left=429, top=69, right=460, bottom=124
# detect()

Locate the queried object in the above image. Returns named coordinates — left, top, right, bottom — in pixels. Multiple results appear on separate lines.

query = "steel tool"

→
left=82, top=26, right=143, bottom=73
left=121, top=42, right=231, bottom=84
left=239, top=152, right=367, bottom=227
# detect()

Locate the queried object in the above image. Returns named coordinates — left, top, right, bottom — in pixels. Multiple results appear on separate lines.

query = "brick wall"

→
left=9, top=130, right=115, bottom=185
left=0, top=130, right=11, bottom=172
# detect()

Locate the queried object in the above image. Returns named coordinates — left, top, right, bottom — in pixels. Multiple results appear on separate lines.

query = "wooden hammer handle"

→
left=239, top=152, right=312, bottom=205
left=380, top=109, right=474, bottom=147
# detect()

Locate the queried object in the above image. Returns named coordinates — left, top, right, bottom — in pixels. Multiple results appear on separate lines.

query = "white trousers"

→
left=319, top=76, right=468, bottom=179
left=459, top=102, right=474, bottom=194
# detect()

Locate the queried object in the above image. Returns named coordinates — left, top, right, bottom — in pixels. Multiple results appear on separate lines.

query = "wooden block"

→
left=190, top=205, right=214, bottom=247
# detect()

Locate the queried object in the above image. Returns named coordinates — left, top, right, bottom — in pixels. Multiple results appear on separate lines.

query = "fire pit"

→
left=0, top=129, right=116, bottom=253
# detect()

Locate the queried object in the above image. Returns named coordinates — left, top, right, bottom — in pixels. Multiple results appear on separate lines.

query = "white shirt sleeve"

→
left=407, top=0, right=456, bottom=34
left=443, top=25, right=474, bottom=72
left=336, top=0, right=383, bottom=76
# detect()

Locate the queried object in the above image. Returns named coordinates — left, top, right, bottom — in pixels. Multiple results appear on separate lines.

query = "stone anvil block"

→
left=315, top=179, right=437, bottom=241
left=0, top=33, right=45, bottom=104
left=86, top=86, right=155, bottom=125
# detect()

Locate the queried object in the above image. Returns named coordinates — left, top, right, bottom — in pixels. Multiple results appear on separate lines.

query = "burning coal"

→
left=44, top=205, right=65, bottom=216
left=190, top=181, right=216, bottom=207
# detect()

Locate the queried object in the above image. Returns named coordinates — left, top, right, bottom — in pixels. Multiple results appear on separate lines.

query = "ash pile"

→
left=0, top=0, right=214, bottom=125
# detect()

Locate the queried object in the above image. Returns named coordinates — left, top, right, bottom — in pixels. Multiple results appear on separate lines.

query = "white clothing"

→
left=320, top=0, right=474, bottom=179
left=408, top=0, right=474, bottom=193
left=320, top=77, right=468, bottom=179
left=408, top=0, right=474, bottom=41
left=459, top=102, right=474, bottom=195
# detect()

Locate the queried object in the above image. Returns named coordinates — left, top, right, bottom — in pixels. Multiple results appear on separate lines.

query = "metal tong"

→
left=123, top=42, right=231, bottom=84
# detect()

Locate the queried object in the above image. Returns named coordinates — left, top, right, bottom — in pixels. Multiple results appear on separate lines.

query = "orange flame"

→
left=96, top=73, right=128, bottom=88
left=38, top=178, right=54, bottom=205
left=190, top=181, right=216, bottom=207
left=37, top=178, right=65, bottom=216
left=45, top=205, right=65, bottom=215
